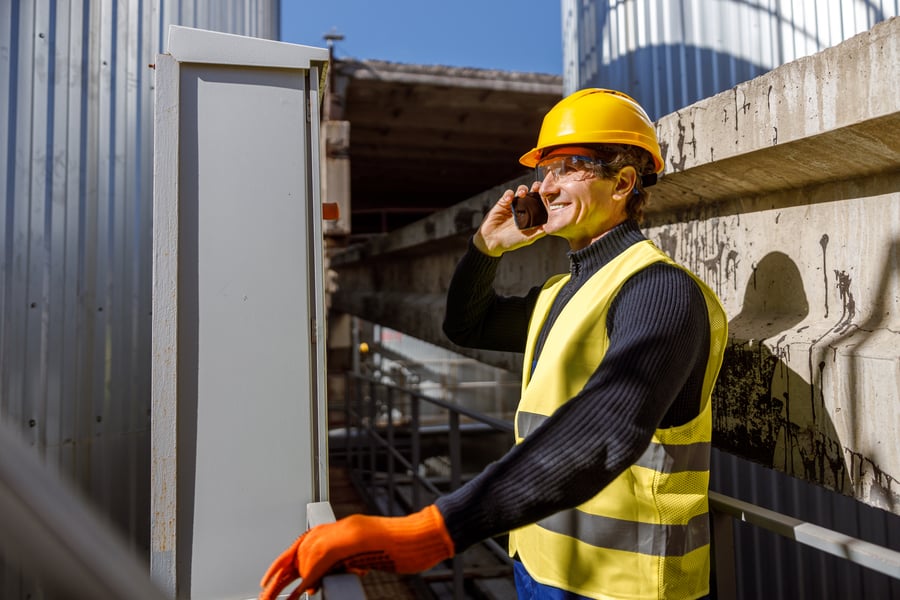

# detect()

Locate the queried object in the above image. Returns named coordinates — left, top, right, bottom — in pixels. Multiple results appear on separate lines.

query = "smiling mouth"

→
left=549, top=203, right=569, bottom=212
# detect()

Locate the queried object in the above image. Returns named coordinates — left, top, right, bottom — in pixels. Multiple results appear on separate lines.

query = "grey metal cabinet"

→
left=151, top=26, right=329, bottom=599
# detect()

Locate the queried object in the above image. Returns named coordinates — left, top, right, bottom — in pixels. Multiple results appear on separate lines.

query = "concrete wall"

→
left=329, top=17, right=900, bottom=515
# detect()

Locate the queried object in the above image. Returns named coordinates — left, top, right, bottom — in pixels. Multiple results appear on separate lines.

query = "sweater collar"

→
left=567, top=220, right=647, bottom=278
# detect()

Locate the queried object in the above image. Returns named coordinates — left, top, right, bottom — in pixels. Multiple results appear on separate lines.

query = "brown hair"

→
left=589, top=144, right=655, bottom=223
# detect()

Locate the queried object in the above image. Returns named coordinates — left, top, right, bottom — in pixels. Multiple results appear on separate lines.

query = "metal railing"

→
left=307, top=502, right=367, bottom=600
left=343, top=370, right=515, bottom=599
left=342, top=367, right=900, bottom=599
left=710, top=491, right=900, bottom=599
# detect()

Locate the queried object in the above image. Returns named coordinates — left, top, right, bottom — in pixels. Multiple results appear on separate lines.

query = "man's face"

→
left=536, top=147, right=629, bottom=250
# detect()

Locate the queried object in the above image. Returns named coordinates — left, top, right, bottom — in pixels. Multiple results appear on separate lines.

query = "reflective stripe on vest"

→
left=535, top=508, right=710, bottom=557
left=516, top=411, right=711, bottom=473
left=517, top=410, right=711, bottom=473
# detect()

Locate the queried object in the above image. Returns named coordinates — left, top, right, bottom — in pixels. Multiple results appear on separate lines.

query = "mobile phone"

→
left=511, top=192, right=547, bottom=229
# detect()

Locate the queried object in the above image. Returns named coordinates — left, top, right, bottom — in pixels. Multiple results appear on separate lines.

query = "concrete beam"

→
left=335, top=59, right=564, bottom=95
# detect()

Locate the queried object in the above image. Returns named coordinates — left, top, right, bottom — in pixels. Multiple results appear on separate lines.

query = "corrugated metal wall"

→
left=712, top=449, right=900, bottom=598
left=561, top=0, right=900, bottom=119
left=0, top=1, right=278, bottom=596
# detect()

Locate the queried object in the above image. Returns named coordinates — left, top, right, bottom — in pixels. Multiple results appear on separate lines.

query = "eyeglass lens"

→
left=536, top=155, right=598, bottom=181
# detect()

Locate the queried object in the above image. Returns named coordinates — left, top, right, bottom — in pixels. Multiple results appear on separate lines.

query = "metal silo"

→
left=562, top=0, right=900, bottom=119
left=0, top=1, right=278, bottom=598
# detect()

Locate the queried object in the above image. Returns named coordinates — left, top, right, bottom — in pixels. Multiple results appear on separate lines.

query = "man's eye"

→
left=570, top=159, right=589, bottom=171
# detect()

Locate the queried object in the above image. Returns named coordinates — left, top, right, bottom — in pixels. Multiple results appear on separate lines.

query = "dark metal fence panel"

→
left=712, top=448, right=900, bottom=599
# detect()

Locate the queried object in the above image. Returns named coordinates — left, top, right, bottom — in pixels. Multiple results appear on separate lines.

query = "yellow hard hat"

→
left=519, top=88, right=664, bottom=174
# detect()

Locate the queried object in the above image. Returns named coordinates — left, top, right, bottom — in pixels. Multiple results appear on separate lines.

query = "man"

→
left=259, top=89, right=727, bottom=600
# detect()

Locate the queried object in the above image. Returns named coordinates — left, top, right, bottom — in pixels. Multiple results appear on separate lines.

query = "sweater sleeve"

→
left=442, top=238, right=543, bottom=353
left=435, top=263, right=710, bottom=552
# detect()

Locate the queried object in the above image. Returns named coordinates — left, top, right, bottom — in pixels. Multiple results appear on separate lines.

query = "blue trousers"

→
left=513, top=560, right=711, bottom=599
left=513, top=561, right=593, bottom=600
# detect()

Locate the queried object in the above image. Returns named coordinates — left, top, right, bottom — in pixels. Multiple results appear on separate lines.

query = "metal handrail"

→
left=306, top=502, right=367, bottom=600
left=710, top=491, right=900, bottom=598
left=345, top=371, right=514, bottom=502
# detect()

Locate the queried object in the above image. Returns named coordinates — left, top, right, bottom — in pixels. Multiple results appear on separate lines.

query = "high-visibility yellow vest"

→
left=508, top=240, right=728, bottom=600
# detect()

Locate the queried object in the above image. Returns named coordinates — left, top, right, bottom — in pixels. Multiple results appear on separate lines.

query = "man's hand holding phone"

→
left=473, top=184, right=546, bottom=257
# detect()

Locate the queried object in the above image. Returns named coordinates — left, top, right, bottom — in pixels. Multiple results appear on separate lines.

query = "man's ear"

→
left=612, top=166, right=638, bottom=201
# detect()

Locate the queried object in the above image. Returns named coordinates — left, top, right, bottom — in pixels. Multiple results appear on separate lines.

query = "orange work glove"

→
left=258, top=504, right=454, bottom=600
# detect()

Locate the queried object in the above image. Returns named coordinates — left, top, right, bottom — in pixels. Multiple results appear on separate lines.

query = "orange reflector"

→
left=322, top=203, right=340, bottom=220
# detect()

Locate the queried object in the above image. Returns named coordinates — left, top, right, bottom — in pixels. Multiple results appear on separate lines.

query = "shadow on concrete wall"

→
left=713, top=251, right=851, bottom=494
left=828, top=235, right=900, bottom=513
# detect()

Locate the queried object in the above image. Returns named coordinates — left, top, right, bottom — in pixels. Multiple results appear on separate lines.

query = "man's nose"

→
left=538, top=172, right=557, bottom=197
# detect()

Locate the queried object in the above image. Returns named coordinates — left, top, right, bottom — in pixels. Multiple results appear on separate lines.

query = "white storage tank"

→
left=562, top=0, right=899, bottom=119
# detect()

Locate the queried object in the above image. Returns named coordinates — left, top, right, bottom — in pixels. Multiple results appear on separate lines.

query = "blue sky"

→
left=279, top=0, right=563, bottom=75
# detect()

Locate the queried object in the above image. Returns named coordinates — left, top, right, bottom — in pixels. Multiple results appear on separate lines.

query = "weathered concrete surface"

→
left=651, top=16, right=900, bottom=215
left=642, top=17, right=900, bottom=514
left=329, top=17, right=900, bottom=514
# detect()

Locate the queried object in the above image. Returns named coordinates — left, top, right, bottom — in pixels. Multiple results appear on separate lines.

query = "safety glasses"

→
left=535, top=155, right=606, bottom=182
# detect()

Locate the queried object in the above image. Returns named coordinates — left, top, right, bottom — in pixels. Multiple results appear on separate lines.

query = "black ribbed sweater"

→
left=436, top=220, right=711, bottom=553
